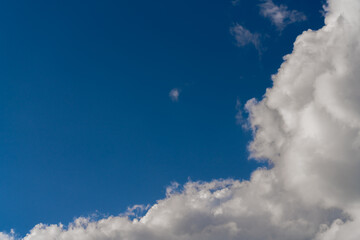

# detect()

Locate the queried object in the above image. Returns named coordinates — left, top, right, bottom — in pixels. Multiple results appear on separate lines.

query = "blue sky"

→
left=0, top=0, right=325, bottom=235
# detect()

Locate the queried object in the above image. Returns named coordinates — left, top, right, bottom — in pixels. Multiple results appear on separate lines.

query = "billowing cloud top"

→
left=3, top=0, right=360, bottom=239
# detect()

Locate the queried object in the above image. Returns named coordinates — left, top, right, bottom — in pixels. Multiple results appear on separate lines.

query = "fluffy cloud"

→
left=246, top=0, right=360, bottom=237
left=259, top=0, right=306, bottom=30
left=0, top=233, right=13, bottom=240
left=11, top=174, right=346, bottom=240
left=3, top=0, right=360, bottom=239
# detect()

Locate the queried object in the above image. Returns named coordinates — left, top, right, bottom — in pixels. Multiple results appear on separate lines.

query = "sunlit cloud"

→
left=3, top=0, right=360, bottom=239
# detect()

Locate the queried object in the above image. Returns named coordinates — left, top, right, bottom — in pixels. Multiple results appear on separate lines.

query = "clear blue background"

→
left=0, top=0, right=324, bottom=235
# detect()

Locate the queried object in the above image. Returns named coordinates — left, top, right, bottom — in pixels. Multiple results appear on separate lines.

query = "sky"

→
left=5, top=0, right=360, bottom=239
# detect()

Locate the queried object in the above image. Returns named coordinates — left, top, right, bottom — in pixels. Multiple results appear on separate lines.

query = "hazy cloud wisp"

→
left=230, top=24, right=260, bottom=50
left=259, top=0, right=306, bottom=30
left=169, top=88, right=180, bottom=102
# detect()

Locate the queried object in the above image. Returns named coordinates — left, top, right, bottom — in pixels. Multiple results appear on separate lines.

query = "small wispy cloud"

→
left=235, top=98, right=244, bottom=125
left=231, top=0, right=240, bottom=6
left=259, top=0, right=306, bottom=30
left=235, top=98, right=250, bottom=129
left=169, top=88, right=180, bottom=102
left=123, top=204, right=150, bottom=218
left=230, top=24, right=260, bottom=51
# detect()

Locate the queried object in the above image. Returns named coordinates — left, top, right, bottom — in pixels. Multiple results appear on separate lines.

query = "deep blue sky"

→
left=0, top=0, right=324, bottom=235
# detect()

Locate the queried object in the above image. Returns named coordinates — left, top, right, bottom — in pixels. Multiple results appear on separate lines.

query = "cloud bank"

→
left=3, top=0, right=360, bottom=239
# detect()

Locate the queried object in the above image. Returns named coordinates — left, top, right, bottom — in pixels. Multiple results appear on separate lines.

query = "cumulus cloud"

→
left=0, top=230, right=14, bottom=240
left=169, top=88, right=180, bottom=102
left=246, top=0, right=360, bottom=237
left=259, top=0, right=306, bottom=30
left=6, top=175, right=346, bottom=240
left=3, top=0, right=360, bottom=239
left=230, top=24, right=260, bottom=50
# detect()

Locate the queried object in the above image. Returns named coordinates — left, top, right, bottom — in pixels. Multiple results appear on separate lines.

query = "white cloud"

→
left=0, top=230, right=14, bottom=240
left=169, top=88, right=180, bottom=102
left=246, top=0, right=360, bottom=237
left=3, top=0, right=360, bottom=239
left=259, top=0, right=306, bottom=30
left=230, top=24, right=260, bottom=50
left=10, top=175, right=346, bottom=240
